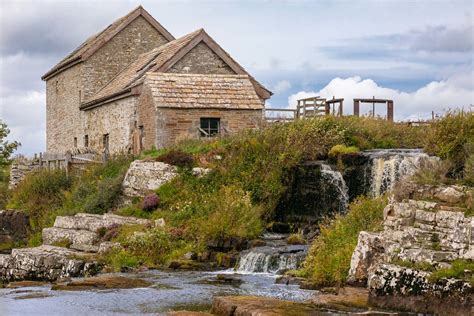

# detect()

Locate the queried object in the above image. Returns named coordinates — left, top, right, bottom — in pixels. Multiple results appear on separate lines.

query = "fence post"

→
left=65, top=151, right=72, bottom=178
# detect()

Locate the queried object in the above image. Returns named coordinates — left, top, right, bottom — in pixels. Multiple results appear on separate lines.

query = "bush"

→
left=328, top=144, right=359, bottom=158
left=464, top=154, right=474, bottom=186
left=142, top=193, right=160, bottom=212
left=156, top=150, right=194, bottom=168
left=287, top=234, right=306, bottom=245
left=8, top=169, right=72, bottom=233
left=424, top=110, right=474, bottom=175
left=412, top=158, right=452, bottom=185
left=303, top=196, right=387, bottom=287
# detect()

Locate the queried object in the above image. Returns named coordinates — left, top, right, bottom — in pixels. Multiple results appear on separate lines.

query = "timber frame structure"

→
left=353, top=97, right=394, bottom=122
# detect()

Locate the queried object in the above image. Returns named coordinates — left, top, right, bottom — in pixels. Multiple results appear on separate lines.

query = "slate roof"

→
left=41, top=6, right=174, bottom=80
left=84, top=29, right=202, bottom=105
left=145, top=73, right=264, bottom=110
left=81, top=28, right=272, bottom=109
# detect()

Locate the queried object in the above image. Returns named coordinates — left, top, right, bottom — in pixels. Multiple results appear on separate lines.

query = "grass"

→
left=0, top=164, right=10, bottom=209
left=7, top=156, right=132, bottom=244
left=302, top=196, right=387, bottom=287
left=428, top=259, right=474, bottom=283
left=287, top=234, right=306, bottom=245
left=391, top=259, right=437, bottom=272
left=328, top=144, right=359, bottom=158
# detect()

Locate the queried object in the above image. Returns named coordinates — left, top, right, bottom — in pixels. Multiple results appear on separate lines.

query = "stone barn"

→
left=42, top=6, right=271, bottom=155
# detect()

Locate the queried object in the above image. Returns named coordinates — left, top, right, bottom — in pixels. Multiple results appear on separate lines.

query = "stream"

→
left=0, top=149, right=435, bottom=315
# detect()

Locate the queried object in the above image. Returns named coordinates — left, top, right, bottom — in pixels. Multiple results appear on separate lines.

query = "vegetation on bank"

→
left=3, top=112, right=473, bottom=272
left=0, top=120, right=19, bottom=209
left=301, top=196, right=387, bottom=286
left=7, top=157, right=131, bottom=245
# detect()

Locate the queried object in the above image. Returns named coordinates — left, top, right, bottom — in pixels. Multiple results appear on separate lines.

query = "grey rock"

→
left=122, top=160, right=177, bottom=197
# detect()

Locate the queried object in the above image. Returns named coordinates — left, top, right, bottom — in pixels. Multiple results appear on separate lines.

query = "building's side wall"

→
left=46, top=64, right=83, bottom=153
left=83, top=96, right=137, bottom=154
left=168, top=42, right=236, bottom=74
left=82, top=16, right=170, bottom=100
left=154, top=108, right=263, bottom=148
left=136, top=85, right=157, bottom=151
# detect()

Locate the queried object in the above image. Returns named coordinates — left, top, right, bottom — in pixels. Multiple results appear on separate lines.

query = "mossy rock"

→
left=51, top=275, right=151, bottom=291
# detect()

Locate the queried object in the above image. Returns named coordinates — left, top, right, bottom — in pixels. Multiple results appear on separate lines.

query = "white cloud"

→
left=271, top=80, right=292, bottom=94
left=0, top=89, right=46, bottom=155
left=288, top=72, right=474, bottom=121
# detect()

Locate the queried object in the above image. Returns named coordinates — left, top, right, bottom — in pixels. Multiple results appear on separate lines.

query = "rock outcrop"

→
left=1, top=213, right=153, bottom=283
left=0, top=245, right=99, bottom=282
left=42, top=213, right=151, bottom=252
left=122, top=160, right=177, bottom=197
left=349, top=184, right=474, bottom=314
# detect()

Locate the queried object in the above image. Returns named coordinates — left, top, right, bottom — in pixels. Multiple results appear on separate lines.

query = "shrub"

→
left=156, top=150, right=194, bottom=168
left=142, top=193, right=160, bottom=212
left=104, top=249, right=141, bottom=272
left=464, top=154, right=474, bottom=186
left=412, top=158, right=452, bottom=185
left=287, top=234, right=306, bottom=245
left=424, top=110, right=474, bottom=175
left=328, top=144, right=359, bottom=158
left=303, top=196, right=387, bottom=287
left=8, top=169, right=72, bottom=233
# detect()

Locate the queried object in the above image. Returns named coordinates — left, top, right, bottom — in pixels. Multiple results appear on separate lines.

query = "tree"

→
left=0, top=120, right=20, bottom=166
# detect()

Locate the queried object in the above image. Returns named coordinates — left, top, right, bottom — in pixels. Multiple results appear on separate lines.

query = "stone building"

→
left=42, top=6, right=271, bottom=155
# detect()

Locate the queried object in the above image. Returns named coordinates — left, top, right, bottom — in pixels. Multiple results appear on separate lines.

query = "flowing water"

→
left=0, top=270, right=314, bottom=315
left=320, top=163, right=349, bottom=212
left=236, top=233, right=308, bottom=274
left=363, top=149, right=439, bottom=197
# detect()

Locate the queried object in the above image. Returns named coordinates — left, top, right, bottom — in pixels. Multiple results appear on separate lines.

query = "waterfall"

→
left=236, top=245, right=307, bottom=274
left=365, top=149, right=439, bottom=197
left=320, top=163, right=349, bottom=212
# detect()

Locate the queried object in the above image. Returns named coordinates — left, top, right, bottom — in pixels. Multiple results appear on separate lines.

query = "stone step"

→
left=53, top=213, right=151, bottom=232
left=42, top=227, right=98, bottom=248
left=0, top=245, right=99, bottom=282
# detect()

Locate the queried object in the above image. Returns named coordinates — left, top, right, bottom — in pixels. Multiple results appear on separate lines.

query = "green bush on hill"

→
left=7, top=156, right=131, bottom=244
left=302, top=196, right=387, bottom=287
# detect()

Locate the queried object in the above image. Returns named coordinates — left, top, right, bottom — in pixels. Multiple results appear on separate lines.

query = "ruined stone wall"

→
left=152, top=108, right=263, bottom=149
left=83, top=96, right=137, bottom=154
left=46, top=64, right=84, bottom=153
left=82, top=17, right=170, bottom=100
left=168, top=42, right=236, bottom=75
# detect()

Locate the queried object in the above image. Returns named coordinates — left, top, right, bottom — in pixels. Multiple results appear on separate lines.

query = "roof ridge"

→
left=42, top=6, right=174, bottom=80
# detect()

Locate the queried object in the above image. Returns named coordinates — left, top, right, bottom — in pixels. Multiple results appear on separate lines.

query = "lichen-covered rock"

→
left=0, top=245, right=100, bottom=282
left=122, top=160, right=177, bottom=197
left=98, top=242, right=122, bottom=254
left=42, top=213, right=152, bottom=251
left=347, top=232, right=385, bottom=285
left=434, top=186, right=465, bottom=204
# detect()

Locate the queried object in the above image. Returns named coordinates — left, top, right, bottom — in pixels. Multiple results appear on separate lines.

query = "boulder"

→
left=122, top=160, right=177, bottom=197
left=347, top=231, right=385, bottom=285
left=0, top=245, right=100, bottom=282
left=42, top=227, right=97, bottom=248
left=434, top=186, right=465, bottom=204
left=0, top=210, right=29, bottom=245
left=211, top=296, right=319, bottom=316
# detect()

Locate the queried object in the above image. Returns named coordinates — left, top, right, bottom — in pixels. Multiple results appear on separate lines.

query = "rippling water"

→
left=0, top=270, right=315, bottom=315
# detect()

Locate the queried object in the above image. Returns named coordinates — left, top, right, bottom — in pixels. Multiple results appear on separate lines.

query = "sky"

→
left=0, top=0, right=473, bottom=155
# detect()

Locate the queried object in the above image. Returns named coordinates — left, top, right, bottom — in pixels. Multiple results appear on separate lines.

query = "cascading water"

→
left=320, top=163, right=349, bottom=212
left=236, top=234, right=308, bottom=274
left=363, top=149, right=439, bottom=197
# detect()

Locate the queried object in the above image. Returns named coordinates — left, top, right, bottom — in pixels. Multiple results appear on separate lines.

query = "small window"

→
left=79, top=90, right=82, bottom=102
left=200, top=118, right=220, bottom=137
left=84, top=135, right=89, bottom=147
left=73, top=137, right=77, bottom=148
left=103, top=134, right=109, bottom=151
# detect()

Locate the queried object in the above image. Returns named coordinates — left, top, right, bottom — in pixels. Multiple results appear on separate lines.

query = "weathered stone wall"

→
left=46, top=16, right=169, bottom=154
left=348, top=185, right=474, bottom=314
left=152, top=108, right=263, bottom=149
left=82, top=16, right=170, bottom=100
left=9, top=158, right=41, bottom=189
left=83, top=96, right=138, bottom=154
left=168, top=42, right=236, bottom=75
left=46, top=64, right=83, bottom=153
left=136, top=85, right=157, bottom=151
